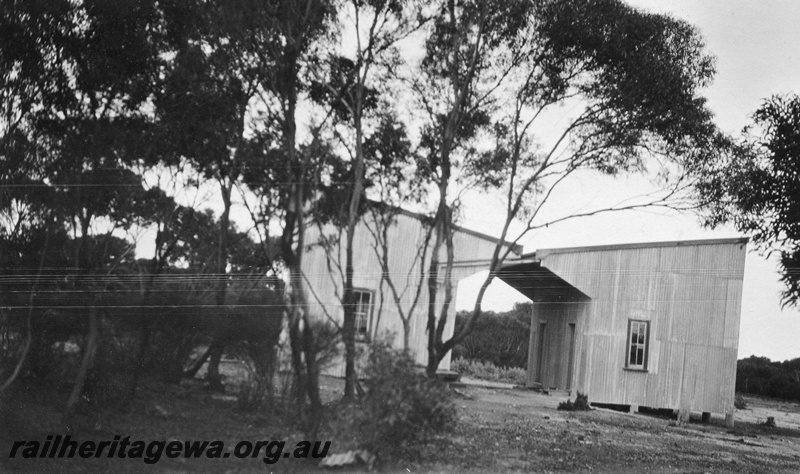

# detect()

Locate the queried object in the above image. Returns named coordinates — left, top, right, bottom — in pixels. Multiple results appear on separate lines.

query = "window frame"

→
left=352, top=289, right=374, bottom=343
left=625, top=319, right=650, bottom=371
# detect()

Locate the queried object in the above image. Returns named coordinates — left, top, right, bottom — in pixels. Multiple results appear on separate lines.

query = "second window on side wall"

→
left=626, top=320, right=649, bottom=370
left=354, top=289, right=373, bottom=342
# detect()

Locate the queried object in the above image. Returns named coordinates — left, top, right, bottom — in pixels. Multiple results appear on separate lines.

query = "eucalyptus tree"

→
left=240, top=0, right=336, bottom=436
left=694, top=94, right=800, bottom=306
left=415, top=0, right=723, bottom=376
left=360, top=113, right=429, bottom=351
left=307, top=0, right=428, bottom=399
left=0, top=0, right=165, bottom=410
left=154, top=0, right=281, bottom=387
left=411, top=0, right=534, bottom=377
left=2, top=0, right=161, bottom=269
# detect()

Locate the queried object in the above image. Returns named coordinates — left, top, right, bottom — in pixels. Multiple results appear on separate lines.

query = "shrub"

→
left=236, top=370, right=270, bottom=411
left=558, top=392, right=590, bottom=411
left=310, top=319, right=342, bottom=372
left=451, top=358, right=526, bottom=385
left=734, top=393, right=748, bottom=409
left=86, top=328, right=138, bottom=406
left=148, top=320, right=199, bottom=383
left=355, top=341, right=457, bottom=459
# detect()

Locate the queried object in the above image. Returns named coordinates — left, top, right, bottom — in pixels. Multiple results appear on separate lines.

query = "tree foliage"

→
left=695, top=94, right=800, bottom=305
left=354, top=340, right=456, bottom=459
left=736, top=355, right=800, bottom=401
left=0, top=0, right=289, bottom=414
left=452, top=303, right=531, bottom=369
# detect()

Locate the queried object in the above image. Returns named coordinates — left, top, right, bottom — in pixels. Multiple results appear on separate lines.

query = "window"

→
left=353, top=290, right=373, bottom=341
left=626, top=320, right=649, bottom=370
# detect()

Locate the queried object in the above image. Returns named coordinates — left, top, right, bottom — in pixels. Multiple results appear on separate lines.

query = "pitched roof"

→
left=367, top=200, right=523, bottom=255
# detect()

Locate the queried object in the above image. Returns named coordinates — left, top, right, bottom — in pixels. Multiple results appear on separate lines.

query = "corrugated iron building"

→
left=498, top=238, right=747, bottom=423
left=301, top=206, right=520, bottom=377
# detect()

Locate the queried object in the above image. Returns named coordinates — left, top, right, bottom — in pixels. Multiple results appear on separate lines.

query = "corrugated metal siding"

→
left=527, top=302, right=585, bottom=389
left=528, top=240, right=746, bottom=415
left=301, top=212, right=507, bottom=377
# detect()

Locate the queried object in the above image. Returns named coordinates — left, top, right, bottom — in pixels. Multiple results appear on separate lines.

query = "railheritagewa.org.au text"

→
left=8, top=435, right=330, bottom=464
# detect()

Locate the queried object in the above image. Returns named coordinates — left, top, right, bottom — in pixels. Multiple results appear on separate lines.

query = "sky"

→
left=456, top=0, right=800, bottom=362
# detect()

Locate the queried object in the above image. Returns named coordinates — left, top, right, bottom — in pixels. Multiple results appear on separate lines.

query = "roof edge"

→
left=522, top=237, right=749, bottom=259
left=368, top=200, right=524, bottom=254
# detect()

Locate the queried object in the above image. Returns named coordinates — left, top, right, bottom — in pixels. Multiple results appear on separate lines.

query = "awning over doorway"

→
left=497, top=260, right=589, bottom=303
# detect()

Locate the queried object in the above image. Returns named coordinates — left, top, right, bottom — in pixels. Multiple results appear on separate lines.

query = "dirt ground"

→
left=400, top=386, right=800, bottom=473
left=2, top=371, right=799, bottom=473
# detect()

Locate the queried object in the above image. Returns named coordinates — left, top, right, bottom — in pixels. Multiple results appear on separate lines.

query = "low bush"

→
left=309, top=319, right=342, bottom=372
left=451, top=358, right=526, bottom=385
left=355, top=341, right=457, bottom=460
left=236, top=371, right=270, bottom=411
left=86, top=329, right=138, bottom=406
left=558, top=392, right=591, bottom=411
left=734, top=393, right=748, bottom=409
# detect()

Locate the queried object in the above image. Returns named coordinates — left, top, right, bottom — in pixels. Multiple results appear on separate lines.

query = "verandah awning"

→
left=497, top=261, right=589, bottom=303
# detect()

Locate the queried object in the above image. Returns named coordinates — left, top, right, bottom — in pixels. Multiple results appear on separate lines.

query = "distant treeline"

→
left=452, top=303, right=531, bottom=369
left=736, top=356, right=800, bottom=401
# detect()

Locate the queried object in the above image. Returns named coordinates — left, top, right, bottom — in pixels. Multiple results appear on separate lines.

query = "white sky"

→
left=457, top=0, right=800, bottom=362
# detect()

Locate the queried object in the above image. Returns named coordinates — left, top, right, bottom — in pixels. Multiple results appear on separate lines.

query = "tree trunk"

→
left=285, top=261, right=323, bottom=434
left=343, top=81, right=367, bottom=400
left=0, top=313, right=32, bottom=393
left=425, top=203, right=446, bottom=378
left=342, top=280, right=356, bottom=400
left=121, top=315, right=151, bottom=407
left=183, top=344, right=213, bottom=378
left=64, top=303, right=98, bottom=420
left=288, top=304, right=308, bottom=417
left=403, top=318, right=410, bottom=351
left=302, top=312, right=323, bottom=438
left=425, top=118, right=454, bottom=378
left=206, top=180, right=233, bottom=388
left=205, top=342, right=225, bottom=391
left=277, top=25, right=323, bottom=436
left=1, top=231, right=50, bottom=393
left=282, top=190, right=322, bottom=434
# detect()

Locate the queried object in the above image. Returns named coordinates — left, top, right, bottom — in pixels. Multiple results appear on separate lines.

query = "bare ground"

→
left=2, top=370, right=799, bottom=473
left=395, top=386, right=800, bottom=473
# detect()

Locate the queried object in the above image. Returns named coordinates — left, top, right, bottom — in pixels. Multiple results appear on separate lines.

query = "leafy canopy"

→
left=696, top=94, right=800, bottom=306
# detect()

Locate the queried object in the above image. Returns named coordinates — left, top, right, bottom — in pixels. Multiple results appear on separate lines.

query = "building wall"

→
left=301, top=210, right=509, bottom=377
left=529, top=240, right=746, bottom=415
left=526, top=302, right=586, bottom=389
